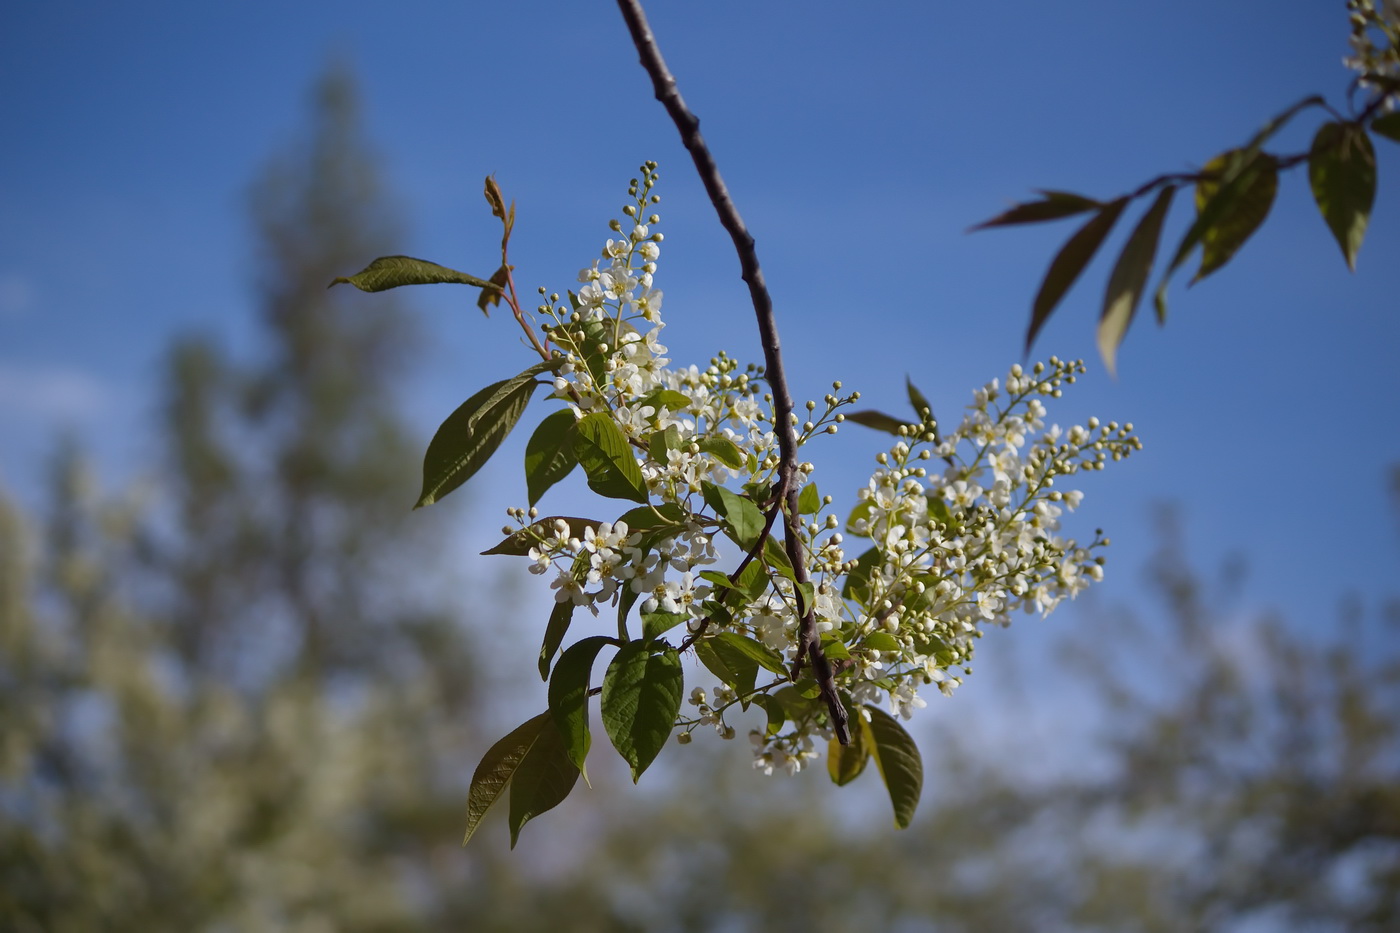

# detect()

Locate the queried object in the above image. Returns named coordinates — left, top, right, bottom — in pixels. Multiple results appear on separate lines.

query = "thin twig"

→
left=615, top=0, right=850, bottom=744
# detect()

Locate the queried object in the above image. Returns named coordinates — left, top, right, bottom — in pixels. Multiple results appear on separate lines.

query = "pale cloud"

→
left=0, top=274, right=35, bottom=319
left=0, top=364, right=108, bottom=420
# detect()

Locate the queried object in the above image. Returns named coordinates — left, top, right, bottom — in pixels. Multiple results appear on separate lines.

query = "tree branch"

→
left=614, top=0, right=850, bottom=744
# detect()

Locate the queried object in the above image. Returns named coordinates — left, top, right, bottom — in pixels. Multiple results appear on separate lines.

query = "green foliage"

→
left=329, top=254, right=501, bottom=292
left=573, top=412, right=649, bottom=503
left=864, top=706, right=924, bottom=829
left=601, top=641, right=684, bottom=782
left=1309, top=121, right=1378, bottom=270
left=1099, top=185, right=1173, bottom=375
left=524, top=408, right=580, bottom=506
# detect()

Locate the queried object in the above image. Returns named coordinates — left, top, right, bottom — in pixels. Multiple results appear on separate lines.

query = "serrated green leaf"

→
left=524, top=409, right=578, bottom=507
left=573, top=412, right=648, bottom=503
left=1099, top=186, right=1175, bottom=376
left=696, top=636, right=760, bottom=700
left=1309, top=121, right=1377, bottom=271
left=865, top=705, right=923, bottom=829
left=507, top=713, right=581, bottom=848
left=1192, top=152, right=1277, bottom=284
left=969, top=190, right=1101, bottom=230
left=1372, top=112, right=1400, bottom=144
left=714, top=631, right=789, bottom=677
left=601, top=642, right=683, bottom=782
left=797, top=482, right=821, bottom=515
left=698, top=436, right=746, bottom=470
left=547, top=636, right=612, bottom=774
left=483, top=516, right=602, bottom=557
left=642, top=611, right=687, bottom=640
left=828, top=714, right=872, bottom=786
left=709, top=484, right=765, bottom=549
left=845, top=410, right=908, bottom=435
left=464, top=712, right=557, bottom=846
left=538, top=600, right=576, bottom=680
left=330, top=255, right=501, bottom=293
left=418, top=359, right=565, bottom=508
left=1026, top=197, right=1129, bottom=355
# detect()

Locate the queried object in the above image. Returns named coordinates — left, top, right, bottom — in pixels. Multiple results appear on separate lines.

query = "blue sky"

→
left=2, top=0, right=1397, bottom=675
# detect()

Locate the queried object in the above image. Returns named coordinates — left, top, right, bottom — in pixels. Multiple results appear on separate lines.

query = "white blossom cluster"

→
left=1345, top=0, right=1400, bottom=99
left=503, top=164, right=1140, bottom=777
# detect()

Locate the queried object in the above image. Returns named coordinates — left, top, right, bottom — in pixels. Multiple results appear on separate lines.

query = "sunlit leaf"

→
left=698, top=436, right=746, bottom=470
left=506, top=713, right=580, bottom=848
left=1098, top=186, right=1174, bottom=376
left=969, top=190, right=1101, bottom=230
left=573, top=412, right=648, bottom=503
left=417, top=359, right=564, bottom=508
left=524, top=409, right=579, bottom=506
left=641, top=611, right=687, bottom=640
left=714, top=631, right=789, bottom=677
left=547, top=636, right=612, bottom=774
left=329, top=255, right=500, bottom=293
left=797, top=482, right=821, bottom=515
left=1192, top=152, right=1277, bottom=283
left=828, top=713, right=872, bottom=786
left=601, top=641, right=683, bottom=782
left=865, top=705, right=923, bottom=829
left=1026, top=198, right=1129, bottom=354
left=1309, top=121, right=1377, bottom=271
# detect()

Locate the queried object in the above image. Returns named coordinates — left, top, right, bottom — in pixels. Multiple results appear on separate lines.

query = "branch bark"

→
left=615, top=0, right=850, bottom=744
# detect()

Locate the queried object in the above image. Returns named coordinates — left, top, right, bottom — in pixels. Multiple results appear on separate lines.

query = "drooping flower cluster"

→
left=1345, top=0, right=1400, bottom=102
left=499, top=163, right=1140, bottom=777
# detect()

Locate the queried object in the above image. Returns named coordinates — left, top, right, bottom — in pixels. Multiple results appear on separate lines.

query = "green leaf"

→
left=641, top=611, right=687, bottom=640
left=698, top=436, right=746, bottom=470
left=969, top=190, right=1101, bottom=230
left=330, top=255, right=501, bottom=293
left=820, top=636, right=851, bottom=661
left=618, top=501, right=687, bottom=531
left=845, top=410, right=908, bottom=435
left=524, top=410, right=579, bottom=507
left=573, top=412, right=648, bottom=503
left=1026, top=197, right=1129, bottom=355
left=1193, top=151, right=1278, bottom=284
left=638, top=387, right=693, bottom=414
left=841, top=546, right=882, bottom=602
left=696, top=636, right=759, bottom=700
left=764, top=536, right=795, bottom=580
left=1372, top=112, right=1400, bottom=144
left=865, top=706, right=923, bottom=829
left=601, top=641, right=683, bottom=782
left=752, top=694, right=786, bottom=736
left=863, top=631, right=902, bottom=653
left=827, top=714, right=872, bottom=786
left=797, top=482, right=821, bottom=515
left=507, top=713, right=581, bottom=848
left=714, top=631, right=789, bottom=677
left=547, top=636, right=612, bottom=774
left=463, top=712, right=567, bottom=846
left=1098, top=186, right=1175, bottom=376
left=418, top=359, right=564, bottom=508
left=705, top=483, right=765, bottom=549
left=538, top=600, right=576, bottom=680
left=1309, top=121, right=1377, bottom=271
left=483, top=516, right=602, bottom=556
left=647, top=425, right=682, bottom=462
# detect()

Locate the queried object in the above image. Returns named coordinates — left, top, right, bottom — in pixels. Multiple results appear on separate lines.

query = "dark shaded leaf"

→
left=969, top=190, right=1101, bottom=230
left=601, top=641, right=683, bottom=782
left=418, top=359, right=564, bottom=508
left=714, top=631, right=789, bottom=677
left=330, top=255, right=500, bottom=293
left=477, top=263, right=511, bottom=314
left=696, top=636, right=760, bottom=700
left=547, top=636, right=612, bottom=773
left=573, top=412, right=648, bottom=503
left=1099, top=186, right=1175, bottom=376
left=641, top=611, right=687, bottom=640
left=464, top=712, right=551, bottom=846
left=1309, top=121, right=1377, bottom=271
left=1192, top=152, right=1278, bottom=283
left=482, top=516, right=602, bottom=556
left=524, top=409, right=579, bottom=506
left=1027, top=198, right=1129, bottom=354
left=507, top=713, right=580, bottom=848
left=538, top=600, right=576, bottom=680
left=845, top=410, right=908, bottom=435
left=1372, top=112, right=1400, bottom=144
left=865, top=705, right=923, bottom=829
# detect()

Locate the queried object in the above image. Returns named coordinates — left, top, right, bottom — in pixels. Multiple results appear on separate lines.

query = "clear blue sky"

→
left=2, top=0, right=1396, bottom=655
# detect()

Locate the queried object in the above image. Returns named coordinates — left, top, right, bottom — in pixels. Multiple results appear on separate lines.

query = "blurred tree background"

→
left=1, top=63, right=1396, bottom=932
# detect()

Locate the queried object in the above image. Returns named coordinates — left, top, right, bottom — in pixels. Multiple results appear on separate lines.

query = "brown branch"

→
left=615, top=0, right=850, bottom=744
